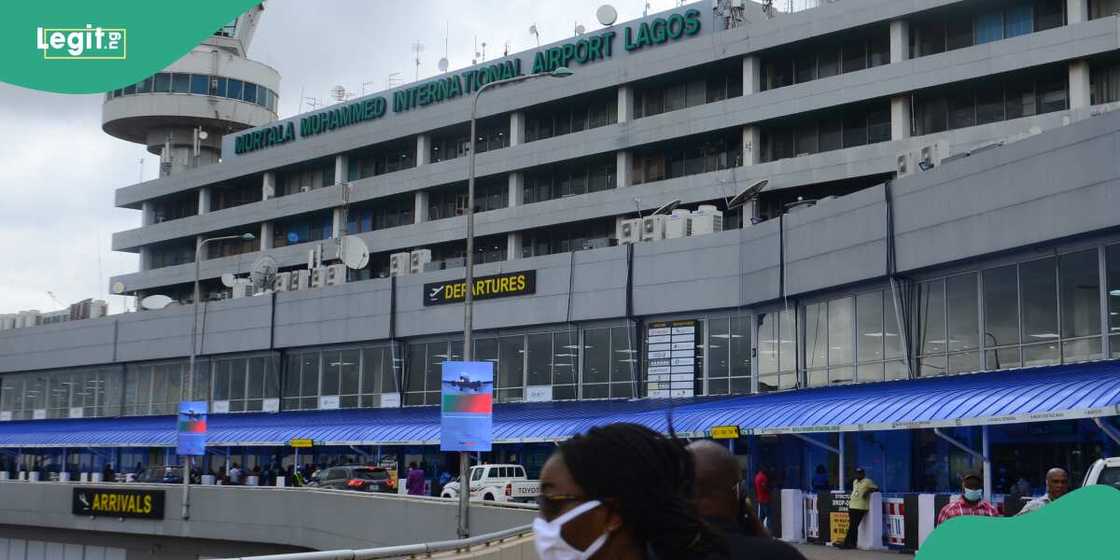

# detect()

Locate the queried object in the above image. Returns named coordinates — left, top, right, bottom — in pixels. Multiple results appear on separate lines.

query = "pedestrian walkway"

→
left=793, top=543, right=912, bottom=560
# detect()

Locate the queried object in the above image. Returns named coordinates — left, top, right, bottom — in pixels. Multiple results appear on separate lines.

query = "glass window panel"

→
left=709, top=378, right=730, bottom=396
left=819, top=117, right=843, bottom=152
left=213, top=362, right=230, bottom=401
left=283, top=355, right=301, bottom=398
left=947, top=17, right=973, bottom=50
left=948, top=352, right=980, bottom=374
left=828, top=297, right=854, bottom=366
left=226, top=79, right=243, bottom=100
left=758, top=312, right=779, bottom=375
left=263, top=357, right=278, bottom=399
left=526, top=333, right=552, bottom=387
left=1022, top=342, right=1060, bottom=367
left=1036, top=0, right=1064, bottom=30
left=808, top=370, right=828, bottom=388
left=135, top=76, right=152, bottom=93
left=171, top=73, right=190, bottom=93
left=153, top=73, right=171, bottom=92
left=708, top=318, right=730, bottom=381
left=1109, top=245, right=1120, bottom=335
left=795, top=53, right=816, bottom=84
left=984, top=265, right=1021, bottom=347
left=819, top=48, right=840, bottom=78
left=1060, top=250, right=1101, bottom=339
left=229, top=362, right=246, bottom=400
left=321, top=352, right=341, bottom=396
left=1112, top=335, right=1120, bottom=359
left=340, top=350, right=360, bottom=395
left=919, top=96, right=948, bottom=135
left=583, top=329, right=610, bottom=384
left=1021, top=258, right=1059, bottom=343
left=948, top=90, right=976, bottom=130
left=210, top=76, right=225, bottom=96
left=243, top=82, right=258, bottom=104
left=985, top=347, right=1022, bottom=370
left=976, top=12, right=1004, bottom=44
left=918, top=281, right=947, bottom=356
left=779, top=309, right=796, bottom=372
left=976, top=83, right=1005, bottom=125
left=841, top=39, right=866, bottom=73
left=884, top=292, right=904, bottom=360
left=190, top=74, right=208, bottom=95
left=842, top=111, right=868, bottom=148
left=867, top=108, right=891, bottom=144
left=858, top=363, right=884, bottom=383
left=805, top=303, right=828, bottom=371
left=361, top=348, right=383, bottom=395
left=829, top=366, right=855, bottom=385
left=553, top=331, right=579, bottom=386
left=498, top=336, right=525, bottom=391
left=1005, top=78, right=1036, bottom=119
left=1063, top=338, right=1103, bottom=363
left=857, top=292, right=885, bottom=363
left=868, top=33, right=889, bottom=67
left=730, top=315, right=752, bottom=384
left=583, top=384, right=609, bottom=399
left=947, top=274, right=980, bottom=352
left=300, top=353, right=319, bottom=397
left=1037, top=77, right=1068, bottom=113
left=795, top=122, right=818, bottom=155
left=885, top=360, right=909, bottom=381
left=611, top=327, right=637, bottom=384
left=1004, top=4, right=1033, bottom=38
left=918, top=354, right=947, bottom=377
left=248, top=358, right=266, bottom=399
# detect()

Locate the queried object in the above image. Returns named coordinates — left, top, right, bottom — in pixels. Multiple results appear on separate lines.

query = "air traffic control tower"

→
left=101, top=4, right=279, bottom=177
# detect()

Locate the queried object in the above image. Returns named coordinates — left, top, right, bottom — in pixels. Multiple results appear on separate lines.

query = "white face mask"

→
left=533, top=500, right=609, bottom=560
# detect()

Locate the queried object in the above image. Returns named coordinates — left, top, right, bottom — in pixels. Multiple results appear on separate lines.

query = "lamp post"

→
left=183, top=232, right=255, bottom=520
left=459, top=66, right=572, bottom=538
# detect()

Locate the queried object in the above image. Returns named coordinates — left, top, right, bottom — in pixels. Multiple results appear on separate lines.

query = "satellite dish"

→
left=529, top=24, right=538, bottom=35
left=339, top=237, right=370, bottom=270
left=250, top=256, right=278, bottom=293
left=438, top=57, right=449, bottom=72
left=140, top=294, right=173, bottom=311
left=597, top=4, right=619, bottom=26
left=220, top=273, right=236, bottom=288
left=728, top=179, right=769, bottom=209
left=111, top=281, right=126, bottom=295
left=198, top=130, right=209, bottom=140
left=652, top=199, right=683, bottom=216
left=575, top=23, right=586, bottom=35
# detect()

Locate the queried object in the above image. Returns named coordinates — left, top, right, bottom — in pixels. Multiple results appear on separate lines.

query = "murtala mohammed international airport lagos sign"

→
left=234, top=8, right=702, bottom=155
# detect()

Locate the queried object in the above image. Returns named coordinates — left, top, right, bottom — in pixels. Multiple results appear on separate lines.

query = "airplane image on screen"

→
left=443, top=375, right=493, bottom=393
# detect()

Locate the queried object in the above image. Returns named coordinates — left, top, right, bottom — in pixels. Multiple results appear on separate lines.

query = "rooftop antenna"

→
left=480, top=41, right=487, bottom=62
left=597, top=5, right=619, bottom=26
left=472, top=35, right=479, bottom=64
left=643, top=2, right=651, bottom=17
left=387, top=72, right=402, bottom=89
left=412, top=41, right=424, bottom=81
left=46, top=291, right=63, bottom=307
left=439, top=21, right=450, bottom=73
left=574, top=22, right=586, bottom=36
left=361, top=80, right=376, bottom=96
left=529, top=24, right=540, bottom=47
left=503, top=40, right=511, bottom=57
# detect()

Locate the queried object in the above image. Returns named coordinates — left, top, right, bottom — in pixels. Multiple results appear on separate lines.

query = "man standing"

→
left=841, top=467, right=878, bottom=549
left=1016, top=467, right=1069, bottom=515
left=406, top=462, right=425, bottom=496
left=753, top=466, right=771, bottom=531
left=937, top=471, right=1000, bottom=524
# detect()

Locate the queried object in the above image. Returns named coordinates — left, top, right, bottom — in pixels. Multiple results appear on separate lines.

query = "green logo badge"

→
left=37, top=25, right=126, bottom=60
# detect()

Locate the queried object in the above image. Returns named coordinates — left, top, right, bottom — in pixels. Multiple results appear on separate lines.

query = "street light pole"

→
left=183, top=232, right=255, bottom=520
left=459, top=66, right=572, bottom=538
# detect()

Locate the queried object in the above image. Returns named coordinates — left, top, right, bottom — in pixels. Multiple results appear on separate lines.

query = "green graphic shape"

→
left=1, top=0, right=260, bottom=94
left=918, top=485, right=1120, bottom=559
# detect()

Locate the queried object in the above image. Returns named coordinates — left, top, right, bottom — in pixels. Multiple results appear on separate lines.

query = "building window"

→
left=757, top=309, right=797, bottom=392
left=115, top=73, right=278, bottom=112
left=526, top=89, right=618, bottom=141
left=582, top=326, right=638, bottom=399
left=211, top=355, right=279, bottom=413
left=210, top=178, right=263, bottom=212
left=149, top=239, right=196, bottom=269
left=430, top=117, right=509, bottom=163
left=347, top=193, right=414, bottom=234
left=347, top=140, right=416, bottom=181
left=1059, top=250, right=1103, bottom=361
left=761, top=25, right=888, bottom=92
left=124, top=361, right=187, bottom=416
left=273, top=212, right=332, bottom=248
left=631, top=129, right=742, bottom=185
left=856, top=291, right=907, bottom=383
left=914, top=68, right=1068, bottom=136
left=1108, top=244, right=1120, bottom=357
left=1090, top=0, right=1120, bottom=19
left=761, top=100, right=890, bottom=163
left=706, top=316, right=752, bottom=395
left=277, top=159, right=335, bottom=196
left=427, top=177, right=507, bottom=221
left=521, top=219, right=614, bottom=258
left=152, top=192, right=198, bottom=224
left=523, top=155, right=616, bottom=204
left=633, top=59, right=742, bottom=118
left=206, top=233, right=260, bottom=259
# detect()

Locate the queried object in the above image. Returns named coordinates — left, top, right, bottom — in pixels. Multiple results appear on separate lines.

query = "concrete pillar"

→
left=1068, top=0, right=1088, bottom=24
left=779, top=489, right=805, bottom=543
left=889, top=19, right=910, bottom=64
left=509, top=112, right=525, bottom=146
left=334, top=154, right=348, bottom=185
left=617, top=85, right=632, bottom=123
left=507, top=232, right=522, bottom=260
left=262, top=172, right=276, bottom=200
left=742, top=55, right=761, bottom=95
left=615, top=151, right=632, bottom=187
left=416, top=134, right=431, bottom=166
left=1070, top=60, right=1091, bottom=110
left=858, top=493, right=886, bottom=550
left=508, top=173, right=523, bottom=207
left=332, top=207, right=346, bottom=239
left=260, top=222, right=274, bottom=250
left=141, top=201, right=155, bottom=226
left=198, top=187, right=211, bottom=215
left=414, top=190, right=429, bottom=223
left=742, top=125, right=761, bottom=166
left=891, top=96, right=911, bottom=140
left=139, top=246, right=152, bottom=271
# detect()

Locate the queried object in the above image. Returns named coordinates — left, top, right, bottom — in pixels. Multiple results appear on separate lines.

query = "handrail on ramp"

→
left=219, top=524, right=534, bottom=560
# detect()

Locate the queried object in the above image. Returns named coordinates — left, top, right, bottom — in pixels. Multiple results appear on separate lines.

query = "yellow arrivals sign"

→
left=289, top=438, right=314, bottom=448
left=709, top=425, right=740, bottom=440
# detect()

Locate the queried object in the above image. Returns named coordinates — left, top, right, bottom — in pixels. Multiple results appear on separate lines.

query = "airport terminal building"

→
left=2, top=0, right=1120, bottom=502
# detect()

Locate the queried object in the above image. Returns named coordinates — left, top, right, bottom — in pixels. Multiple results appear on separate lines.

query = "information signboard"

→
left=440, top=361, right=494, bottom=452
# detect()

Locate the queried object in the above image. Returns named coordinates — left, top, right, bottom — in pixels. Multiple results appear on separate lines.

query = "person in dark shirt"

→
left=688, top=441, right=807, bottom=560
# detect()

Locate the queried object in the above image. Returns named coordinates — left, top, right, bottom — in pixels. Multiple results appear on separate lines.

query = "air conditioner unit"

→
left=389, top=252, right=411, bottom=277
left=918, top=140, right=949, bottom=172
left=325, top=264, right=347, bottom=286
left=232, top=279, right=252, bottom=299
left=689, top=205, right=724, bottom=236
left=410, top=249, right=432, bottom=274
left=273, top=271, right=291, bottom=292
left=640, top=215, right=667, bottom=242
left=665, top=210, right=691, bottom=239
left=616, top=218, right=641, bottom=245
left=896, top=152, right=914, bottom=178
left=295, top=269, right=312, bottom=290
left=310, top=267, right=325, bottom=288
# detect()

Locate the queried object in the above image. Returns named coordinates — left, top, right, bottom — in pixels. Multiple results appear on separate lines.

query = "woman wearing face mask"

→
left=534, top=423, right=728, bottom=560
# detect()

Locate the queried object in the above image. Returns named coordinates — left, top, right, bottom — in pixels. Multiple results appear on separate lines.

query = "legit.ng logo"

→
left=36, top=25, right=126, bottom=60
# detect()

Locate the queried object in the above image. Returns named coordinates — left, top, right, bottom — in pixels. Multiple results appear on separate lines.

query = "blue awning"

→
left=0, top=360, right=1117, bottom=448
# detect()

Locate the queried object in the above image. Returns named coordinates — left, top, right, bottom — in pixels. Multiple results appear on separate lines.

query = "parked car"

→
left=134, top=466, right=199, bottom=484
left=308, top=465, right=395, bottom=493
left=1082, top=457, right=1120, bottom=490
left=440, top=464, right=539, bottom=503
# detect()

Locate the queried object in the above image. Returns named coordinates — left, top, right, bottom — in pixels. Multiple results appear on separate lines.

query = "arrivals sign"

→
left=176, top=401, right=207, bottom=456
left=229, top=8, right=702, bottom=156
left=440, top=361, right=494, bottom=452
left=423, top=270, right=536, bottom=306
left=709, top=425, right=741, bottom=440
left=72, top=487, right=165, bottom=520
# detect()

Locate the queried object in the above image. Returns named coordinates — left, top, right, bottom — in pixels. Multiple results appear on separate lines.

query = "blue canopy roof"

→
left=1, top=361, right=1117, bottom=448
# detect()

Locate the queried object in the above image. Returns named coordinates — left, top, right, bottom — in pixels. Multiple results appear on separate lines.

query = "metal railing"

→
left=218, top=524, right=534, bottom=560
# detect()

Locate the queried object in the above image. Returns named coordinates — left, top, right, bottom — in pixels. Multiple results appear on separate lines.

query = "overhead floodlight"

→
left=727, top=179, right=768, bottom=209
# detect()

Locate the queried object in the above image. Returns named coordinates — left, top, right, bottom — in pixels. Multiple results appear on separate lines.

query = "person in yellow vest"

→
left=840, top=467, right=878, bottom=550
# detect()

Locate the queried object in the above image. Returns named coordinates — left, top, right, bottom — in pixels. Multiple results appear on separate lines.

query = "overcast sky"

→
left=0, top=0, right=817, bottom=315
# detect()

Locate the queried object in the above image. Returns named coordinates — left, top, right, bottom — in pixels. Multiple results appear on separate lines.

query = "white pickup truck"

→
left=1082, top=457, right=1120, bottom=490
left=440, top=464, right=540, bottom=503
